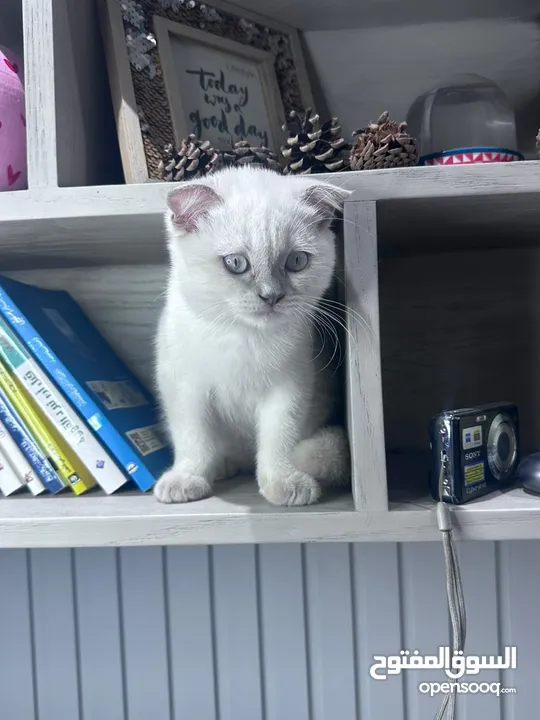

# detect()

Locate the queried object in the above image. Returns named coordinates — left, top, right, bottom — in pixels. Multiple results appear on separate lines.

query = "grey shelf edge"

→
left=0, top=162, right=537, bottom=268
left=0, top=483, right=537, bottom=547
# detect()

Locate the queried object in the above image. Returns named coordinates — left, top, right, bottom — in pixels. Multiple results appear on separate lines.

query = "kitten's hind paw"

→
left=259, top=471, right=321, bottom=506
left=154, top=469, right=213, bottom=503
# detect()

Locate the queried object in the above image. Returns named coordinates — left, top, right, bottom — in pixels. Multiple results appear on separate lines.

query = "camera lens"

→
left=487, top=413, right=517, bottom=480
left=497, top=432, right=511, bottom=462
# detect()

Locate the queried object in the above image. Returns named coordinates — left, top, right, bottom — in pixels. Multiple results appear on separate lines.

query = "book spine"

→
left=22, top=369, right=127, bottom=494
left=0, top=319, right=158, bottom=492
left=0, top=360, right=96, bottom=494
left=0, top=316, right=128, bottom=495
left=0, top=323, right=129, bottom=493
left=0, top=436, right=25, bottom=495
left=0, top=418, right=45, bottom=495
left=0, top=392, right=64, bottom=493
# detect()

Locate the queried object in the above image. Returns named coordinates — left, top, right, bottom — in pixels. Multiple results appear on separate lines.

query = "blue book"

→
left=0, top=276, right=172, bottom=491
left=0, top=390, right=64, bottom=493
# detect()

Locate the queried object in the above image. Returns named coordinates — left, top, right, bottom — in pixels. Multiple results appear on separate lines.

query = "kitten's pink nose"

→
left=258, top=291, right=285, bottom=307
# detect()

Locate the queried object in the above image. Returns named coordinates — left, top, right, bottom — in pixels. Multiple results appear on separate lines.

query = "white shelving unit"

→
left=1, top=0, right=540, bottom=546
left=1, top=161, right=540, bottom=545
left=1, top=161, right=539, bottom=268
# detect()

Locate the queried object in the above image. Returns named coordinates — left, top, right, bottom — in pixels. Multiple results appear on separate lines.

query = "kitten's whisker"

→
left=197, top=302, right=228, bottom=319
left=307, top=295, right=370, bottom=326
left=293, top=215, right=357, bottom=236
left=319, top=303, right=373, bottom=339
left=315, top=306, right=355, bottom=345
left=311, top=320, right=327, bottom=363
left=300, top=300, right=354, bottom=369
left=301, top=303, right=343, bottom=372
left=291, top=308, right=324, bottom=363
left=305, top=295, right=374, bottom=339
left=313, top=313, right=341, bottom=373
left=309, top=315, right=329, bottom=365
left=314, top=302, right=378, bottom=364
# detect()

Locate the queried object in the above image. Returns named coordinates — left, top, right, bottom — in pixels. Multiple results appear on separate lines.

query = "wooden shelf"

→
left=1, top=164, right=539, bottom=545
left=2, top=162, right=540, bottom=268
left=389, top=484, right=540, bottom=541
left=0, top=477, right=539, bottom=547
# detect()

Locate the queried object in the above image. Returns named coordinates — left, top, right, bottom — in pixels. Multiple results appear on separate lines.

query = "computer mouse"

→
left=515, top=453, right=540, bottom=495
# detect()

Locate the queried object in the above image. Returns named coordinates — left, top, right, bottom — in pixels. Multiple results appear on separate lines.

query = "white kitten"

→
left=154, top=166, right=350, bottom=506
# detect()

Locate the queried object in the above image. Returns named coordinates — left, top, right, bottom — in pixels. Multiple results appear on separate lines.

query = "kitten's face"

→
left=166, top=168, right=347, bottom=330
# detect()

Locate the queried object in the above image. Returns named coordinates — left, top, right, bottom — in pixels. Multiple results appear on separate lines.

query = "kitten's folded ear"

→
left=302, top=184, right=351, bottom=226
left=166, top=184, right=222, bottom=234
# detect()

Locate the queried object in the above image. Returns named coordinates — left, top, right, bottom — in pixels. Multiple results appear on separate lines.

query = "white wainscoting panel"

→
left=0, top=541, right=536, bottom=719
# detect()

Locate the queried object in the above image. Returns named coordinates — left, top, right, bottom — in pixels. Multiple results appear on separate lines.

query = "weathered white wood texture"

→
left=0, top=541, right=537, bottom=718
left=7, top=224, right=540, bottom=543
left=10, top=264, right=167, bottom=389
left=1, top=163, right=540, bottom=269
left=0, top=481, right=539, bottom=545
left=22, top=0, right=58, bottom=188
left=344, top=202, right=387, bottom=511
left=99, top=0, right=149, bottom=184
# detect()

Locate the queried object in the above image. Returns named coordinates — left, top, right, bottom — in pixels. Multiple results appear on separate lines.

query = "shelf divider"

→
left=22, top=0, right=58, bottom=188
left=345, top=200, right=388, bottom=511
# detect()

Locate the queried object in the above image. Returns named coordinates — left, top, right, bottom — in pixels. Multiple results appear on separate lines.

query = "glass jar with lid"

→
left=407, top=74, right=522, bottom=166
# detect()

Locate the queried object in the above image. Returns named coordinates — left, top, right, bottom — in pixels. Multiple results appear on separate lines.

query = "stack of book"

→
left=0, top=275, right=172, bottom=497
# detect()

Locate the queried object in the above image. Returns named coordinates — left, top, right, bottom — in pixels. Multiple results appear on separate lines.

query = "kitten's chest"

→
left=196, top=333, right=284, bottom=407
left=205, top=345, right=273, bottom=433
left=207, top=340, right=273, bottom=392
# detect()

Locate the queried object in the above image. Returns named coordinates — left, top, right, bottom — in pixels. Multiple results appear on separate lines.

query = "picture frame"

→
left=99, top=0, right=314, bottom=184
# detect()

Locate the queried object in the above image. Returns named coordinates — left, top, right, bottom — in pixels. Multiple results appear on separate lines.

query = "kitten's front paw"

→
left=154, top=469, right=213, bottom=503
left=259, top=471, right=321, bottom=506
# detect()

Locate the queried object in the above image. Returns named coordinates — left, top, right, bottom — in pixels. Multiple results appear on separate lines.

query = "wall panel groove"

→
left=0, top=542, right=535, bottom=719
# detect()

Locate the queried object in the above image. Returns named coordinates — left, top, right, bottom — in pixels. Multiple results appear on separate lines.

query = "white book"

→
left=0, top=321, right=129, bottom=494
left=0, top=420, right=45, bottom=495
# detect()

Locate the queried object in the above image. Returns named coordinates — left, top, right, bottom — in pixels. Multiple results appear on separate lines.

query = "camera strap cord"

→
left=435, top=461, right=467, bottom=720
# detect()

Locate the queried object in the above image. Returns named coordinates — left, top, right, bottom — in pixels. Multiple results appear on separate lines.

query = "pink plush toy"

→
left=0, top=46, right=26, bottom=191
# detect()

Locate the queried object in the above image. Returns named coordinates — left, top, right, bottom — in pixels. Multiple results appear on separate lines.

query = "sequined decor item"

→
left=116, top=0, right=307, bottom=180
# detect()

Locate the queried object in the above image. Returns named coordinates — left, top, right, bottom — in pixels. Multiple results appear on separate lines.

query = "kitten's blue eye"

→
left=285, top=251, right=309, bottom=272
left=223, top=254, right=249, bottom=274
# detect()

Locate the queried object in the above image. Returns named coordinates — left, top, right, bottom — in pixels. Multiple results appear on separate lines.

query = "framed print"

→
left=100, top=0, right=314, bottom=183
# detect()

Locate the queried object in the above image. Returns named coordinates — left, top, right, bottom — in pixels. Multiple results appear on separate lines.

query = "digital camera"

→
left=429, top=402, right=519, bottom=504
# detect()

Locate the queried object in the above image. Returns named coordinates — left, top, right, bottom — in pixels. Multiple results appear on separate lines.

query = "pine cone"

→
left=350, top=112, right=418, bottom=170
left=221, top=140, right=281, bottom=172
left=158, top=135, right=221, bottom=181
left=281, top=108, right=350, bottom=174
